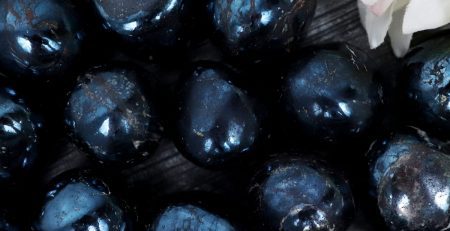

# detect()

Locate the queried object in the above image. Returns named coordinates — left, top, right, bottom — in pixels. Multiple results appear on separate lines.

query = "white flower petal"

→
left=361, top=0, right=380, bottom=6
left=388, top=7, right=412, bottom=57
left=369, top=0, right=395, bottom=16
left=393, top=0, right=409, bottom=11
left=358, top=0, right=394, bottom=49
left=403, top=0, right=450, bottom=34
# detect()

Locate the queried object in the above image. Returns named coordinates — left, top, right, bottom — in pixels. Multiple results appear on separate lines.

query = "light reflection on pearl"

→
left=260, top=10, right=272, bottom=25
left=122, top=21, right=138, bottom=31
left=2, top=125, right=16, bottom=134
left=98, top=218, right=109, bottom=231
left=204, top=138, right=213, bottom=152
left=42, top=37, right=61, bottom=52
left=312, top=102, right=322, bottom=116
left=99, top=118, right=110, bottom=136
left=17, top=36, right=32, bottom=54
left=434, top=187, right=450, bottom=211
left=397, top=194, right=410, bottom=217
left=338, top=102, right=352, bottom=117
left=165, top=0, right=177, bottom=11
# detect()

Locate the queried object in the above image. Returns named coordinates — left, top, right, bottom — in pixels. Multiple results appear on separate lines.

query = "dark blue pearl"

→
left=174, top=63, right=261, bottom=168
left=0, top=86, right=38, bottom=182
left=149, top=204, right=237, bottom=231
left=209, top=0, right=316, bottom=57
left=0, top=0, right=84, bottom=78
left=405, top=35, right=450, bottom=134
left=250, top=156, right=354, bottom=231
left=281, top=46, right=380, bottom=145
left=65, top=65, right=163, bottom=164
left=35, top=173, right=132, bottom=231
left=367, top=133, right=421, bottom=196
left=377, top=145, right=450, bottom=230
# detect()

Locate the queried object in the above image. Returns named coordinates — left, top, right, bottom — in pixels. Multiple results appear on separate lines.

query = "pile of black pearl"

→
left=3, top=0, right=450, bottom=230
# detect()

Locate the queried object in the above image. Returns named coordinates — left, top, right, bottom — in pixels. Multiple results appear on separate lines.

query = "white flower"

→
left=358, top=0, right=450, bottom=57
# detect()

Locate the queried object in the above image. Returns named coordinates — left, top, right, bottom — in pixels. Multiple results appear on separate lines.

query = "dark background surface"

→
left=12, top=0, right=449, bottom=230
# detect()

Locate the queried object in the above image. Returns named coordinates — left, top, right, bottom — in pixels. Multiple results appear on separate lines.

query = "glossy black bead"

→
left=281, top=46, right=381, bottom=145
left=0, top=0, right=85, bottom=78
left=174, top=62, right=262, bottom=168
left=250, top=156, right=355, bottom=231
left=148, top=203, right=237, bottom=231
left=377, top=145, right=450, bottom=230
left=366, top=133, right=421, bottom=196
left=65, top=65, right=163, bottom=164
left=0, top=86, right=38, bottom=182
left=92, top=0, right=197, bottom=50
left=405, top=36, right=450, bottom=134
left=209, top=0, right=316, bottom=57
left=35, top=173, right=132, bottom=231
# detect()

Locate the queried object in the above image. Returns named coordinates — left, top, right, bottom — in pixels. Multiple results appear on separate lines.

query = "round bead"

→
left=0, top=0, right=85, bottom=78
left=65, top=65, right=163, bottom=164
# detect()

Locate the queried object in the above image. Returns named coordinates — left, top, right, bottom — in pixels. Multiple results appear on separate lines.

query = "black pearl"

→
left=377, top=145, right=450, bottom=230
left=0, top=0, right=85, bottom=78
left=209, top=0, right=316, bottom=57
left=92, top=0, right=197, bottom=50
left=35, top=172, right=132, bottom=231
left=281, top=46, right=380, bottom=145
left=250, top=156, right=355, bottom=231
left=405, top=35, right=450, bottom=134
left=148, top=203, right=237, bottom=231
left=0, top=86, right=38, bottom=182
left=174, top=62, right=262, bottom=168
left=65, top=65, right=163, bottom=164
left=366, top=133, right=422, bottom=196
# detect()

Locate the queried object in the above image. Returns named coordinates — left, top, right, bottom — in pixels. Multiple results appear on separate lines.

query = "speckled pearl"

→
left=65, top=65, right=163, bottom=164
left=281, top=46, right=380, bottom=144
left=35, top=173, right=132, bottom=231
left=209, top=0, right=316, bottom=57
left=378, top=145, right=450, bottom=230
left=149, top=204, right=237, bottom=231
left=174, top=62, right=261, bottom=168
left=405, top=35, right=450, bottom=133
left=0, top=86, right=38, bottom=182
left=92, top=0, right=196, bottom=49
left=0, top=0, right=84, bottom=78
left=250, top=156, right=355, bottom=231
left=367, top=133, right=421, bottom=196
